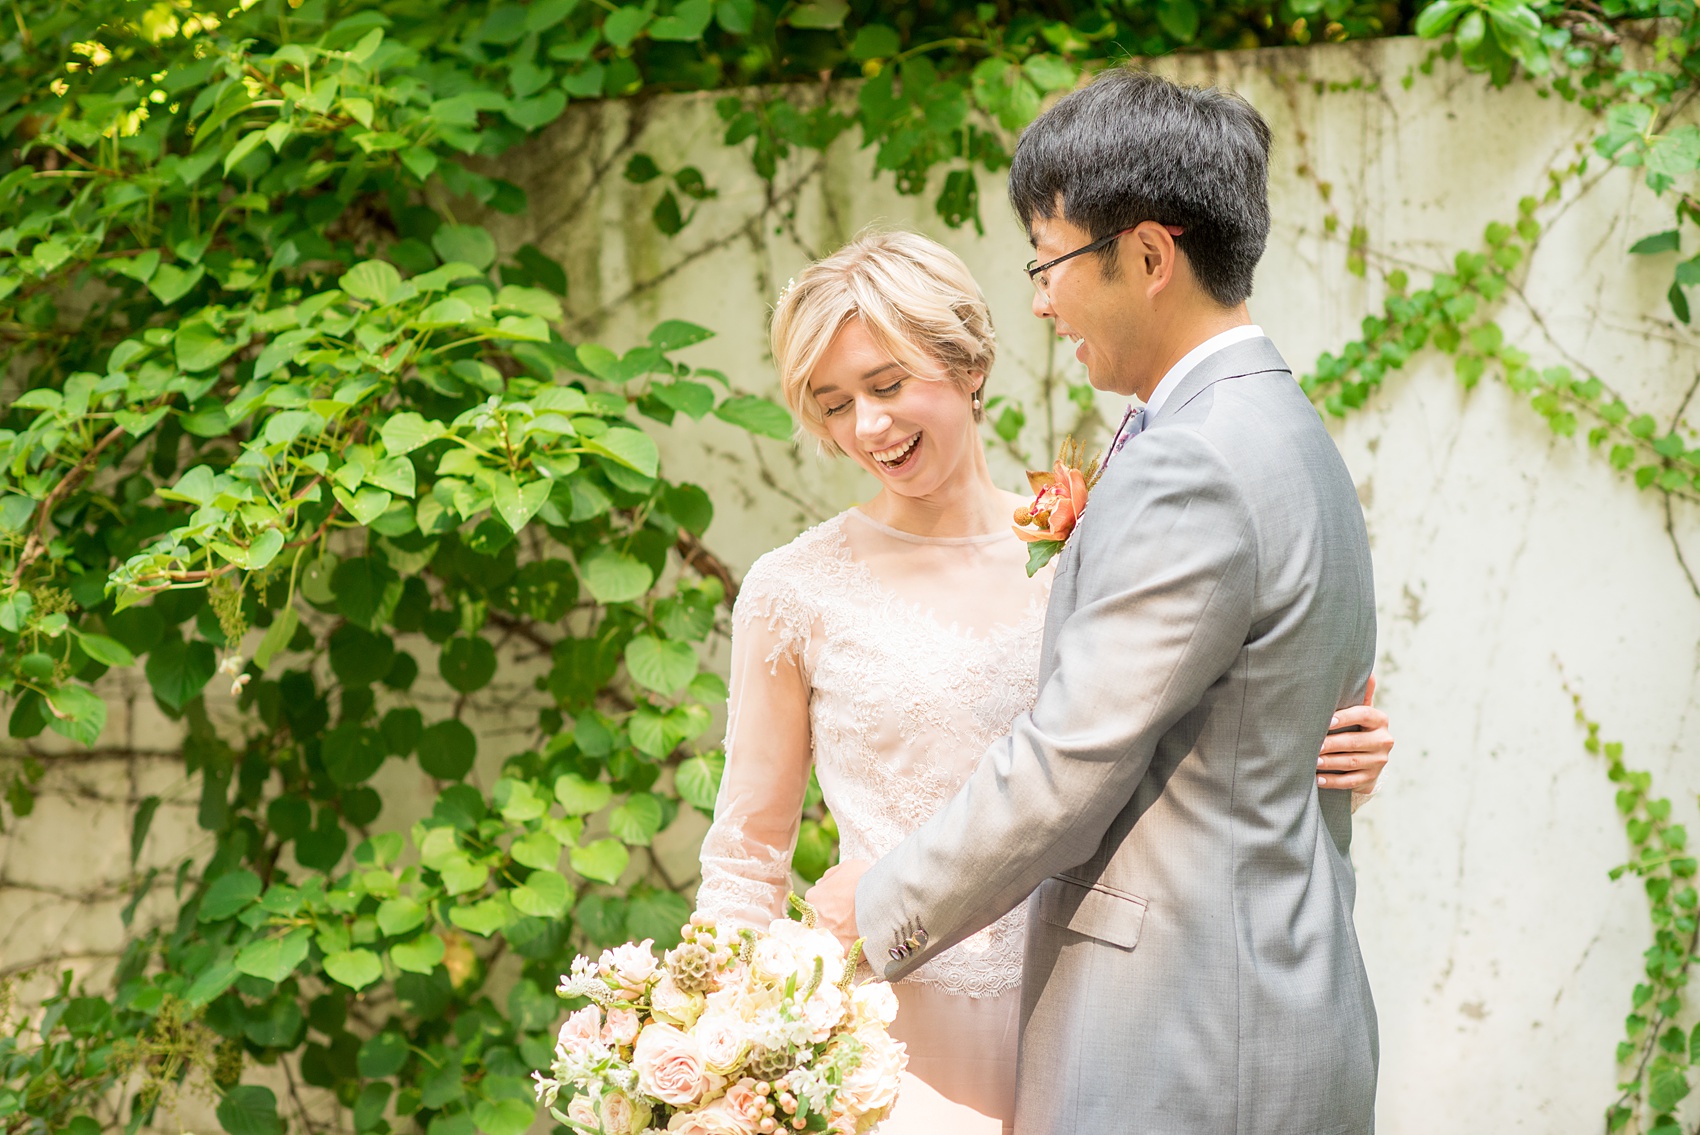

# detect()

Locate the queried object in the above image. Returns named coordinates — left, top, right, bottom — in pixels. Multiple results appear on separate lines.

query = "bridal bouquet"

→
left=532, top=902, right=907, bottom=1135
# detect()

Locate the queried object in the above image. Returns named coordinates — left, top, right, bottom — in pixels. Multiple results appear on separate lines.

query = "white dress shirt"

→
left=1140, top=324, right=1266, bottom=418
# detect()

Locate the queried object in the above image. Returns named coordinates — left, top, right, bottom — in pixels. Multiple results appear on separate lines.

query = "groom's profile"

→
left=809, top=68, right=1380, bottom=1133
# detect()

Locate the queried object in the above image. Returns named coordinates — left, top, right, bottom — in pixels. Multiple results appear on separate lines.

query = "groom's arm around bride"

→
left=811, top=70, right=1379, bottom=1135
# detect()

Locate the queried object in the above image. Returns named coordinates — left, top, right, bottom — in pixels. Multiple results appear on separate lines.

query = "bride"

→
left=692, top=230, right=1393, bottom=1133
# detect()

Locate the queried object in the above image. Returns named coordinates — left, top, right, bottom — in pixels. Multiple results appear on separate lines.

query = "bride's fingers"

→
left=1320, top=729, right=1394, bottom=758
left=1328, top=703, right=1389, bottom=733
left=1317, top=768, right=1378, bottom=790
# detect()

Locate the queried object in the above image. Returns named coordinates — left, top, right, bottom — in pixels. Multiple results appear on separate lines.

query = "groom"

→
left=808, top=69, right=1379, bottom=1133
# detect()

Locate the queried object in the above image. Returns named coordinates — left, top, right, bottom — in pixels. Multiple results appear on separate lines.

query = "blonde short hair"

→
left=769, top=230, right=997, bottom=455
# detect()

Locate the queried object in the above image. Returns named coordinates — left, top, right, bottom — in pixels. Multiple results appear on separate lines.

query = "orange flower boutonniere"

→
left=1012, top=437, right=1104, bottom=576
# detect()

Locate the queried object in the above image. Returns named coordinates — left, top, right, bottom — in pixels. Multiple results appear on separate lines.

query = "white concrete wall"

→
left=6, top=33, right=1697, bottom=1133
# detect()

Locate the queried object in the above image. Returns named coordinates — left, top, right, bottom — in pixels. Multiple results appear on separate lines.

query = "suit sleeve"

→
left=855, top=428, right=1259, bottom=978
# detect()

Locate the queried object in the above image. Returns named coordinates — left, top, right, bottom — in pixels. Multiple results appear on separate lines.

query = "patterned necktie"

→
left=1107, top=406, right=1147, bottom=463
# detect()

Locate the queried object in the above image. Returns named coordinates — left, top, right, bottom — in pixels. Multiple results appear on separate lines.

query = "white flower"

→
left=749, top=937, right=798, bottom=986
left=850, top=982, right=898, bottom=1029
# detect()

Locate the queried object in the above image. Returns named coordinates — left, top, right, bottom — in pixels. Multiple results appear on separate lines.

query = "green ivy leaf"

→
left=675, top=754, right=724, bottom=811
left=581, top=549, right=654, bottom=604
left=419, top=719, right=478, bottom=779
left=624, top=635, right=698, bottom=694
left=390, top=932, right=447, bottom=974
left=554, top=772, right=612, bottom=815
left=324, top=948, right=384, bottom=990
left=439, top=635, right=498, bottom=693
left=609, top=793, right=664, bottom=846
left=570, top=838, right=630, bottom=884
left=510, top=868, right=573, bottom=917
left=583, top=426, right=660, bottom=477
left=712, top=395, right=793, bottom=440
left=216, top=1085, right=284, bottom=1135
left=341, top=260, right=404, bottom=305
left=200, top=870, right=263, bottom=921
left=472, top=1098, right=535, bottom=1135
left=431, top=225, right=497, bottom=270
left=449, top=897, right=513, bottom=937
left=377, top=897, right=428, bottom=937
left=787, top=0, right=847, bottom=28
left=234, top=927, right=312, bottom=983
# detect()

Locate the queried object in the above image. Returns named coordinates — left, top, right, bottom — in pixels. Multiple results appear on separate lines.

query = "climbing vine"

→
left=3, top=0, right=1700, bottom=1132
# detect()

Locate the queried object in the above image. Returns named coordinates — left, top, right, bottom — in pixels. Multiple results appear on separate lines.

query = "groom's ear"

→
left=1131, top=221, right=1180, bottom=298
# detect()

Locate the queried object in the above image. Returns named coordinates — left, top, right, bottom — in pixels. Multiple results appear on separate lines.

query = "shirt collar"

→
left=1140, top=324, right=1265, bottom=418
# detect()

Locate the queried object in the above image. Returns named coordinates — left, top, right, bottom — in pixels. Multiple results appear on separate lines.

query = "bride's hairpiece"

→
left=776, top=276, right=798, bottom=305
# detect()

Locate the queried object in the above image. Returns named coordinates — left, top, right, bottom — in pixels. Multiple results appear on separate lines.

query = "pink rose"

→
left=633, top=1022, right=713, bottom=1106
left=721, top=1079, right=767, bottom=1127
left=603, top=1007, right=641, bottom=1047
left=558, top=1006, right=604, bottom=1057
left=600, top=940, right=660, bottom=998
left=666, top=1099, right=753, bottom=1135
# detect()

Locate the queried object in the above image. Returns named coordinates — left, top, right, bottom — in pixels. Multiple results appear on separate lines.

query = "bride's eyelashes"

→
left=819, top=378, right=906, bottom=417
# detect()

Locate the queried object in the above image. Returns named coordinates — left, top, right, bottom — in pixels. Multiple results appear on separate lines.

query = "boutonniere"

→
left=1012, top=437, right=1103, bottom=576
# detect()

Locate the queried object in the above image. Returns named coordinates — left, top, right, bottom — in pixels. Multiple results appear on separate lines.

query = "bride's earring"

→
left=971, top=392, right=982, bottom=412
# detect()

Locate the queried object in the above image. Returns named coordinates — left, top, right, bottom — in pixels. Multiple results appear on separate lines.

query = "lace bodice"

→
left=696, top=508, right=1050, bottom=997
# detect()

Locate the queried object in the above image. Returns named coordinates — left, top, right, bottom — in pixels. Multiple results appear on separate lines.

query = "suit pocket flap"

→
left=1036, top=876, right=1147, bottom=950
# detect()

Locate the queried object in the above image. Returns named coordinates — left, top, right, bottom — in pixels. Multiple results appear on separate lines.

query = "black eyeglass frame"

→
left=1024, top=223, right=1185, bottom=283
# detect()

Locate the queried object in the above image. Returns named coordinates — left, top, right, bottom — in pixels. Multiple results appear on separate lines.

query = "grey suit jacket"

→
left=856, top=337, right=1378, bottom=1135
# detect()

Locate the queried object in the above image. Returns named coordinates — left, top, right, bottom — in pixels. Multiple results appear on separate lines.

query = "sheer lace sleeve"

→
left=694, top=559, right=815, bottom=930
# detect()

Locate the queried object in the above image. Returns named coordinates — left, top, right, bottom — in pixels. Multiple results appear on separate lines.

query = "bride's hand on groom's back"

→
left=1317, top=675, right=1394, bottom=797
left=806, top=859, right=871, bottom=952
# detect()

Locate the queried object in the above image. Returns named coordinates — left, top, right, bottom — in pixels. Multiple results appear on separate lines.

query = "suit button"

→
left=889, top=946, right=904, bottom=961
left=914, top=929, right=928, bottom=945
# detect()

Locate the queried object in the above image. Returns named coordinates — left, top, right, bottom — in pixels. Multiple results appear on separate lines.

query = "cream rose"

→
left=566, top=1093, right=599, bottom=1130
left=599, top=1088, right=652, bottom=1135
left=650, top=973, right=707, bottom=1028
left=633, top=1023, right=713, bottom=1106
left=765, top=919, right=846, bottom=975
left=840, top=1029, right=906, bottom=1118
left=691, top=1012, right=751, bottom=1077
left=749, top=937, right=798, bottom=985
left=850, top=982, right=898, bottom=1029
left=800, top=982, right=846, bottom=1041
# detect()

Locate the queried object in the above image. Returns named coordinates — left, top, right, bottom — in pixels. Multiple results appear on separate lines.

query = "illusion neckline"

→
left=847, top=507, right=1014, bottom=547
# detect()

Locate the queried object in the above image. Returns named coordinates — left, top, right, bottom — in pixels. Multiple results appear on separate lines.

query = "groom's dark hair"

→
left=1008, top=68, right=1272, bottom=307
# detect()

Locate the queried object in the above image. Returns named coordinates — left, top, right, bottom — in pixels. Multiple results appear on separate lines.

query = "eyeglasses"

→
left=1025, top=224, right=1185, bottom=300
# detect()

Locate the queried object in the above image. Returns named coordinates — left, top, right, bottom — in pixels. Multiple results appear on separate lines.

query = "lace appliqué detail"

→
left=732, top=514, right=1045, bottom=998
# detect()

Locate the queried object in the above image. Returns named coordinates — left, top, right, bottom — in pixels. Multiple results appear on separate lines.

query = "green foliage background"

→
left=2, top=0, right=1700, bottom=1131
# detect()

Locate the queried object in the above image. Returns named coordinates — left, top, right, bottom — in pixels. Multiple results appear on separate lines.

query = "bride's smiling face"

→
left=809, top=319, right=982, bottom=497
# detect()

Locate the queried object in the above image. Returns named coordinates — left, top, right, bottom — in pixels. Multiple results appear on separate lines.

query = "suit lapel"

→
left=1150, top=336, right=1291, bottom=427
